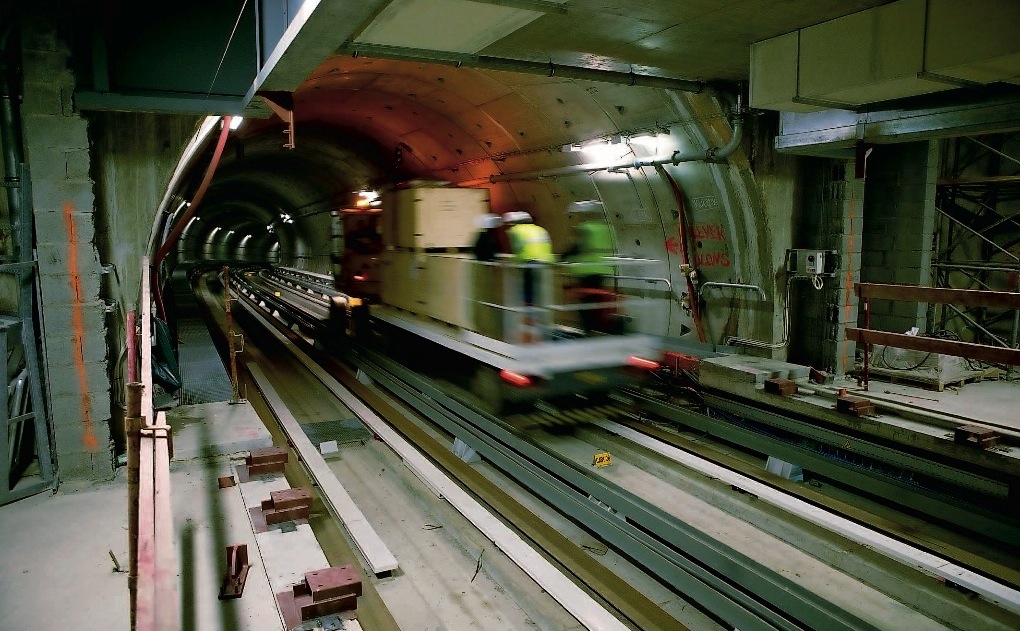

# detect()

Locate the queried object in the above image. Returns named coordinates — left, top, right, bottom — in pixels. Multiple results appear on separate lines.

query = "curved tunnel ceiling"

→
left=177, top=56, right=735, bottom=252
left=169, top=55, right=774, bottom=342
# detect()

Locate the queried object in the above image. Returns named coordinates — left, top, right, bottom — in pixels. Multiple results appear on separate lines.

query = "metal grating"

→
left=300, top=418, right=372, bottom=448
left=176, top=319, right=234, bottom=405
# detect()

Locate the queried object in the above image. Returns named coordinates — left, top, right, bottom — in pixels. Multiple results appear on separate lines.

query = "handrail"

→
left=850, top=282, right=1020, bottom=390
left=130, top=259, right=178, bottom=631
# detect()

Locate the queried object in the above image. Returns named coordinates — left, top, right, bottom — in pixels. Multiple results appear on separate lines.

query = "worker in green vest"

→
left=563, top=202, right=617, bottom=332
left=505, top=211, right=554, bottom=306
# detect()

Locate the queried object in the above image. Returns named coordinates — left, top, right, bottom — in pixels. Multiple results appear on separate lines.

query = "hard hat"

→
left=476, top=213, right=503, bottom=229
left=504, top=211, right=533, bottom=224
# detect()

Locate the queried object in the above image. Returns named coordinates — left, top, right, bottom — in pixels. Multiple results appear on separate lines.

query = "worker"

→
left=505, top=211, right=554, bottom=306
left=563, top=202, right=616, bottom=332
left=472, top=213, right=504, bottom=262
left=563, top=216, right=615, bottom=289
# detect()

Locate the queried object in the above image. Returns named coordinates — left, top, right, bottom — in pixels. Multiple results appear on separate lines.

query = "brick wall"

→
left=21, top=20, right=113, bottom=480
left=860, top=142, right=937, bottom=333
left=789, top=160, right=864, bottom=376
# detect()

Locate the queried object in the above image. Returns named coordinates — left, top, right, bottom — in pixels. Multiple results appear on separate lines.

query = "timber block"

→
left=954, top=424, right=1000, bottom=449
left=246, top=445, right=288, bottom=475
left=293, top=565, right=362, bottom=621
left=764, top=378, right=798, bottom=397
left=836, top=394, right=875, bottom=417
left=261, top=487, right=312, bottom=525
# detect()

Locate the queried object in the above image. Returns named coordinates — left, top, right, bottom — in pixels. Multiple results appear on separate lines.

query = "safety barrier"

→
left=846, top=282, right=1020, bottom=389
left=129, top=257, right=179, bottom=631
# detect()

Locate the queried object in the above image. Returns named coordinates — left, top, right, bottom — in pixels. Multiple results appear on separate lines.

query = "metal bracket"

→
left=257, top=91, right=295, bottom=150
left=219, top=544, right=251, bottom=599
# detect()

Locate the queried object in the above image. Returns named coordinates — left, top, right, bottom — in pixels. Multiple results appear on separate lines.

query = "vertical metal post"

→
left=127, top=310, right=137, bottom=384
left=223, top=266, right=240, bottom=403
left=0, top=321, right=10, bottom=494
left=863, top=294, right=871, bottom=391
left=126, top=381, right=144, bottom=631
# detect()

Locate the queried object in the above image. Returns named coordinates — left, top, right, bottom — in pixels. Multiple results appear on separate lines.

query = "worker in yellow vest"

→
left=505, top=211, right=554, bottom=306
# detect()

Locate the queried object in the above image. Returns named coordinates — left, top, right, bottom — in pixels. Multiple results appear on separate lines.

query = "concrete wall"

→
left=20, top=18, right=112, bottom=480
left=89, top=111, right=201, bottom=454
left=789, top=159, right=864, bottom=375
left=746, top=112, right=801, bottom=359
left=861, top=141, right=937, bottom=333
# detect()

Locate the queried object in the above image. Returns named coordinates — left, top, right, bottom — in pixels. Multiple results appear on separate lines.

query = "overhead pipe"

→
left=460, top=93, right=744, bottom=186
left=340, top=42, right=722, bottom=95
left=151, top=116, right=232, bottom=320
left=1, top=24, right=24, bottom=254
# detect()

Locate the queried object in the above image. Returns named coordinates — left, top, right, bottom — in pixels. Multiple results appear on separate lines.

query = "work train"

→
left=327, top=182, right=661, bottom=414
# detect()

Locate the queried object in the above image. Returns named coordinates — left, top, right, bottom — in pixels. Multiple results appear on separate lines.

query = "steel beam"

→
left=633, top=391, right=1020, bottom=547
left=845, top=327, right=1020, bottom=365
left=359, top=350, right=882, bottom=631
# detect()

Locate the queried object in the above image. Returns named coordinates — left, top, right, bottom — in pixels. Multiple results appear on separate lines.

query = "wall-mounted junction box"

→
left=786, top=249, right=837, bottom=276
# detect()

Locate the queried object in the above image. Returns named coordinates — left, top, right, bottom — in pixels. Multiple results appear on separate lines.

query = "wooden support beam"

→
left=845, top=327, right=1020, bottom=365
left=855, top=283, right=1020, bottom=310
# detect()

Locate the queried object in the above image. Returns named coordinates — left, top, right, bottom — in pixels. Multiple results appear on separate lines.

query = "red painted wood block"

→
left=288, top=565, right=362, bottom=621
left=306, top=566, right=362, bottom=603
left=954, top=424, right=1000, bottom=449
left=247, top=446, right=288, bottom=474
left=836, top=394, right=875, bottom=417
left=260, top=487, right=312, bottom=525
left=764, top=378, right=798, bottom=397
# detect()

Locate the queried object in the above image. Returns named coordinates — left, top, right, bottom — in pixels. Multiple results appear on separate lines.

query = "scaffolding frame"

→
left=1, top=163, right=55, bottom=504
left=932, top=134, right=1020, bottom=378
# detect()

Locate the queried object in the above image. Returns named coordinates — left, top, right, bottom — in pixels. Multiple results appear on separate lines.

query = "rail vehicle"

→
left=327, top=182, right=662, bottom=414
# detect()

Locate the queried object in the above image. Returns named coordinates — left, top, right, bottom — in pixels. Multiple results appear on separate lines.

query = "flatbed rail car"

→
left=330, top=183, right=662, bottom=413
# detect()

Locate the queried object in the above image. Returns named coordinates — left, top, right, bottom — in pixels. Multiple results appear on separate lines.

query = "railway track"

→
left=199, top=264, right=1020, bottom=631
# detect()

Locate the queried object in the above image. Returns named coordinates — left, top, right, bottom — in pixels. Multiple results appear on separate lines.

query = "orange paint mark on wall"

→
left=64, top=201, right=99, bottom=452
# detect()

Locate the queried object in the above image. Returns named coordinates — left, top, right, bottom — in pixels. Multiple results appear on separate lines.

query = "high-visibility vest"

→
left=508, top=223, right=555, bottom=263
left=567, top=221, right=614, bottom=276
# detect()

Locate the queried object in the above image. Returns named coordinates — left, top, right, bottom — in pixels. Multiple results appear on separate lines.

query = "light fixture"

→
left=356, top=190, right=380, bottom=208
left=228, top=116, right=243, bottom=131
left=580, top=139, right=631, bottom=163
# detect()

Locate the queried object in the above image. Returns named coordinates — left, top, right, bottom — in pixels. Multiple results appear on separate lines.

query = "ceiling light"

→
left=228, top=116, right=243, bottom=131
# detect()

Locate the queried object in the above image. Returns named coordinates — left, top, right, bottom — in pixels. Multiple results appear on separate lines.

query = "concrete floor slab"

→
left=168, top=401, right=273, bottom=460
left=0, top=453, right=284, bottom=631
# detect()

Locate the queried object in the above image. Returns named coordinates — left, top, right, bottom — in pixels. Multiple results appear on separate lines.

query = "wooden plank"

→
left=846, top=327, right=1020, bottom=365
left=855, top=283, right=1020, bottom=310
left=152, top=414, right=179, bottom=631
left=135, top=435, right=157, bottom=631
left=141, top=257, right=153, bottom=421
left=596, top=419, right=1020, bottom=617
left=248, top=364, right=399, bottom=576
left=241, top=301, right=631, bottom=631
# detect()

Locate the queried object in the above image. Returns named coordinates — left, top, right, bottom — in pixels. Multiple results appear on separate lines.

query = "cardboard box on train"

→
left=381, top=186, right=490, bottom=250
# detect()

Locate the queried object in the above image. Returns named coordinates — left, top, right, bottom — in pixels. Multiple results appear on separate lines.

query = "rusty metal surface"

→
left=846, top=327, right=1020, bottom=366
left=856, top=283, right=1020, bottom=310
left=218, top=544, right=251, bottom=600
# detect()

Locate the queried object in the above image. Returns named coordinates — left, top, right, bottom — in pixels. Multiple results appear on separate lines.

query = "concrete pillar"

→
left=861, top=142, right=938, bottom=332
left=20, top=19, right=113, bottom=479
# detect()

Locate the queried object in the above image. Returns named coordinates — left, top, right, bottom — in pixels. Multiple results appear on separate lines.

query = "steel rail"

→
left=631, top=388, right=1020, bottom=547
left=352, top=348, right=881, bottom=631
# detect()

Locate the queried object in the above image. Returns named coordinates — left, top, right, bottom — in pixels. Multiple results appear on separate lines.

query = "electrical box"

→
left=786, top=249, right=836, bottom=276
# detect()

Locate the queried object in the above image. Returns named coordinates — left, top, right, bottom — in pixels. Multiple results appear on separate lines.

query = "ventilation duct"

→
left=750, top=0, right=1020, bottom=112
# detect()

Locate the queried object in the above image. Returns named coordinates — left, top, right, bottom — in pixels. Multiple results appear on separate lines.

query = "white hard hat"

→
left=504, top=211, right=532, bottom=224
left=567, top=200, right=603, bottom=214
left=476, top=213, right=502, bottom=229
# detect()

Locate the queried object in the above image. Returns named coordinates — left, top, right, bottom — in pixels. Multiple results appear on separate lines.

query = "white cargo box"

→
left=379, top=251, right=475, bottom=329
left=382, top=186, right=489, bottom=250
